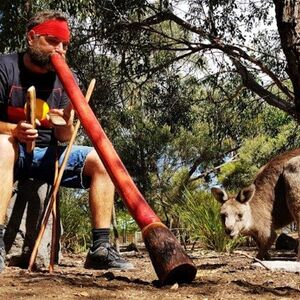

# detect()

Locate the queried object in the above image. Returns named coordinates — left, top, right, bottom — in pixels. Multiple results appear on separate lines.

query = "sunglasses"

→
left=35, top=34, right=69, bottom=50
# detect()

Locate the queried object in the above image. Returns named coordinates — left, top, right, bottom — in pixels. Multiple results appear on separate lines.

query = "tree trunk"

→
left=4, top=179, right=61, bottom=269
left=274, top=0, right=300, bottom=109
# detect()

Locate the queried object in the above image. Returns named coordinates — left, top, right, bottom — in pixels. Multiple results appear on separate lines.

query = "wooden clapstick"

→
left=48, top=113, right=67, bottom=126
left=26, top=86, right=36, bottom=153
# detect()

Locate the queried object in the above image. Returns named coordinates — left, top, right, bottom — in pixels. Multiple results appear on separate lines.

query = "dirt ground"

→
left=0, top=245, right=299, bottom=300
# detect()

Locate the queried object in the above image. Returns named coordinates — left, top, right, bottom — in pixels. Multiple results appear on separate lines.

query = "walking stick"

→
left=49, top=78, right=96, bottom=272
left=28, top=79, right=96, bottom=272
left=51, top=53, right=197, bottom=285
left=26, top=86, right=36, bottom=153
left=49, top=151, right=59, bottom=273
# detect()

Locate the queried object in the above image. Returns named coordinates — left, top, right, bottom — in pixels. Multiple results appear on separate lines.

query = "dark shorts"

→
left=15, top=144, right=93, bottom=189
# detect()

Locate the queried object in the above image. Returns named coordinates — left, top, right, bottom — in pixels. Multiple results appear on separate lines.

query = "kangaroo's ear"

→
left=237, top=184, right=256, bottom=203
left=211, top=187, right=228, bottom=203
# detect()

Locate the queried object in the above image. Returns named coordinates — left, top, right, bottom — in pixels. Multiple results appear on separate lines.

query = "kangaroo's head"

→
left=211, top=185, right=255, bottom=238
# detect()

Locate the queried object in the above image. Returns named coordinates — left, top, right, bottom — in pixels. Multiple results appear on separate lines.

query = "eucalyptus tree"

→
left=1, top=0, right=299, bottom=201
left=89, top=0, right=300, bottom=191
left=90, top=1, right=300, bottom=116
left=1, top=1, right=299, bottom=118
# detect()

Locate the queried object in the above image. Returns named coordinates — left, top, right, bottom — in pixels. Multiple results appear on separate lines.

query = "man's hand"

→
left=12, top=120, right=38, bottom=143
left=50, top=105, right=75, bottom=142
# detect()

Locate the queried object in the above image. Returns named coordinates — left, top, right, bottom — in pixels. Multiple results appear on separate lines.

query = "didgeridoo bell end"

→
left=142, top=222, right=197, bottom=285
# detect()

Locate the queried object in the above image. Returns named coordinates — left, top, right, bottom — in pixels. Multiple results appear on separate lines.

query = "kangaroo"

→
left=211, top=148, right=300, bottom=260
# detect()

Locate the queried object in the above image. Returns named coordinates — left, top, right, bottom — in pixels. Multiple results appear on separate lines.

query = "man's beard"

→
left=27, top=46, right=54, bottom=71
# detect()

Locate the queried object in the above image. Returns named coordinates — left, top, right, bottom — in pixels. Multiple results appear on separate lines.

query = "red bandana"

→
left=31, top=19, right=70, bottom=43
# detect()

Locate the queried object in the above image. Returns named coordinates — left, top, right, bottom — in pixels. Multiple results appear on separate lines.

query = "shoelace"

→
left=106, top=246, right=122, bottom=260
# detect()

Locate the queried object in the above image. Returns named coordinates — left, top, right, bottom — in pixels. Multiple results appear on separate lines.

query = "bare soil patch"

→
left=0, top=246, right=300, bottom=299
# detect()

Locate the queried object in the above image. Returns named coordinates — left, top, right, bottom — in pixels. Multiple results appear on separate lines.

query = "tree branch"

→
left=118, top=8, right=300, bottom=117
left=190, top=153, right=239, bottom=182
left=231, top=58, right=300, bottom=119
left=274, top=0, right=300, bottom=110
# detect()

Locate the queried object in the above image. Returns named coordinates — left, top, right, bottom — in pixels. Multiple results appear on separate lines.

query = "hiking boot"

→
left=84, top=243, right=134, bottom=270
left=0, top=247, right=5, bottom=273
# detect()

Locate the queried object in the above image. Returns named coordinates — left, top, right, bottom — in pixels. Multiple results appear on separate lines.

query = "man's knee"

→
left=84, top=149, right=110, bottom=178
left=0, top=134, right=17, bottom=162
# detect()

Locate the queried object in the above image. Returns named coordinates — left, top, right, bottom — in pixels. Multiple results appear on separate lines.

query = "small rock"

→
left=170, top=282, right=179, bottom=290
left=74, top=291, right=89, bottom=297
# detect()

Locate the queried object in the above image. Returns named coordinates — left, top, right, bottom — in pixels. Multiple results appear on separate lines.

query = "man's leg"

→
left=82, top=149, right=133, bottom=270
left=0, top=135, right=18, bottom=272
left=83, top=149, right=114, bottom=229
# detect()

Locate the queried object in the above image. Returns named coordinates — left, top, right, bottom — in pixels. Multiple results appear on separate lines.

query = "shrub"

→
left=59, top=188, right=91, bottom=253
left=176, top=189, right=244, bottom=252
left=59, top=189, right=138, bottom=251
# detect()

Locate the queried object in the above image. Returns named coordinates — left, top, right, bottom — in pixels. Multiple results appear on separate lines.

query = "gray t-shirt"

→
left=0, top=52, right=69, bottom=147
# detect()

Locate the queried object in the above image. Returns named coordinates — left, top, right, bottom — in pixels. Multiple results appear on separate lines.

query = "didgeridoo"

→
left=51, top=53, right=197, bottom=284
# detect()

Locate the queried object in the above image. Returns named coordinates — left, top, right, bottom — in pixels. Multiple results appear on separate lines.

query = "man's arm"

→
left=51, top=104, right=75, bottom=142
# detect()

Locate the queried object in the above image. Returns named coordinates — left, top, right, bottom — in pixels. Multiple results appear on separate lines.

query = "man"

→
left=0, top=10, right=133, bottom=272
